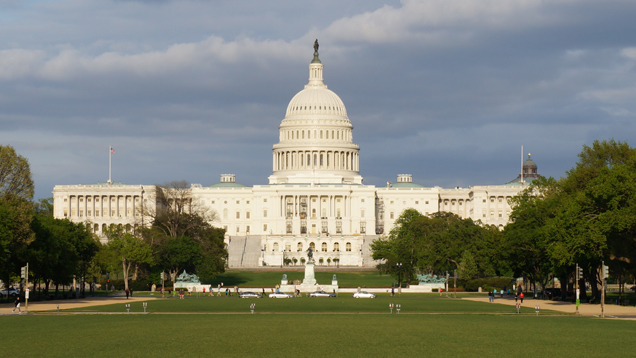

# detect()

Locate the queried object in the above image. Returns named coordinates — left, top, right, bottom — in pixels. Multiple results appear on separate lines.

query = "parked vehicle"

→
left=0, top=288, right=19, bottom=298
left=309, top=290, right=336, bottom=297
left=269, top=292, right=294, bottom=298
left=239, top=292, right=262, bottom=298
left=353, top=291, right=376, bottom=298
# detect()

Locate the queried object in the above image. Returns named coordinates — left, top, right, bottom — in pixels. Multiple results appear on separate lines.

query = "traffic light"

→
left=160, top=272, right=165, bottom=280
left=106, top=272, right=109, bottom=280
left=578, top=266, right=584, bottom=280
left=602, top=264, right=609, bottom=279
left=20, top=266, right=26, bottom=279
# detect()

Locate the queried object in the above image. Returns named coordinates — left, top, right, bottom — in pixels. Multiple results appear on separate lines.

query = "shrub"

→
left=464, top=277, right=514, bottom=292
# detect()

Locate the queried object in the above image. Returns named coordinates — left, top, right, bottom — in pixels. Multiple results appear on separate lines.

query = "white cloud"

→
left=621, top=47, right=636, bottom=60
left=0, top=48, right=45, bottom=80
left=322, top=0, right=576, bottom=45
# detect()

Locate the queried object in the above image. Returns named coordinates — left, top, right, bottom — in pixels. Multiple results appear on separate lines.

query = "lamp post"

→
left=445, top=271, right=449, bottom=298
left=454, top=269, right=457, bottom=298
left=396, top=263, right=403, bottom=291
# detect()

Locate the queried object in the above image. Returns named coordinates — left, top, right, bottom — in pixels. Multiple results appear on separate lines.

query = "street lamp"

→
left=396, top=263, right=403, bottom=289
left=445, top=271, right=449, bottom=298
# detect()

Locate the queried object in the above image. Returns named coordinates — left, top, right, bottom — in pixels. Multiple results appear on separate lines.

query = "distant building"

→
left=53, top=45, right=538, bottom=268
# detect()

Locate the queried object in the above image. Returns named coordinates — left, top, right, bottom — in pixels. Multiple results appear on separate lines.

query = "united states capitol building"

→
left=53, top=44, right=540, bottom=268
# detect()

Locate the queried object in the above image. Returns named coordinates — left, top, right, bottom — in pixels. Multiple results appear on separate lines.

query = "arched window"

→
left=320, top=154, right=323, bottom=166
left=321, top=242, right=327, bottom=252
left=102, top=223, right=107, bottom=232
left=94, top=223, right=99, bottom=233
left=297, top=242, right=303, bottom=251
left=346, top=242, right=352, bottom=252
left=334, top=242, right=340, bottom=251
left=307, top=154, right=311, bottom=166
left=263, top=209, right=268, bottom=218
left=273, top=242, right=279, bottom=252
left=285, top=243, right=291, bottom=252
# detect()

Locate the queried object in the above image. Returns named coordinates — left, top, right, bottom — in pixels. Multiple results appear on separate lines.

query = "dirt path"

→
left=0, top=296, right=158, bottom=314
left=463, top=296, right=636, bottom=319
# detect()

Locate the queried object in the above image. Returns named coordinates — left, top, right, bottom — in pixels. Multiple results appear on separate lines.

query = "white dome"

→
left=269, top=44, right=362, bottom=186
left=286, top=87, right=347, bottom=118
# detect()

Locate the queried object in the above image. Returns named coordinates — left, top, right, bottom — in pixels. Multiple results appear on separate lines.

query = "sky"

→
left=1, top=0, right=636, bottom=200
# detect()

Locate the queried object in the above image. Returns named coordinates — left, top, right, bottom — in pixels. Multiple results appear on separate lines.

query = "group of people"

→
left=487, top=289, right=524, bottom=303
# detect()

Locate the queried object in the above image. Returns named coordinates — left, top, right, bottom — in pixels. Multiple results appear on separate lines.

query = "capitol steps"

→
left=226, top=236, right=262, bottom=268
left=226, top=236, right=246, bottom=268
left=361, top=235, right=382, bottom=268
left=241, top=236, right=263, bottom=268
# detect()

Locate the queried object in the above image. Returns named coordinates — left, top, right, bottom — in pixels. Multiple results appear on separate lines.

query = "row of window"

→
left=64, top=209, right=138, bottom=218
left=270, top=241, right=352, bottom=252
left=64, top=197, right=141, bottom=203
left=283, top=128, right=350, bottom=141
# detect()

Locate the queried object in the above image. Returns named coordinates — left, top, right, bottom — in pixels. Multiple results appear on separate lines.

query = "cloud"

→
left=0, top=49, right=45, bottom=80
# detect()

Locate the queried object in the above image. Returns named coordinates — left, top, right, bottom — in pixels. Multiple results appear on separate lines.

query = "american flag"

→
left=110, top=147, right=115, bottom=154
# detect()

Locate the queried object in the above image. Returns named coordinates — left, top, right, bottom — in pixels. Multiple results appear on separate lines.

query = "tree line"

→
left=372, top=140, right=636, bottom=299
left=0, top=145, right=227, bottom=299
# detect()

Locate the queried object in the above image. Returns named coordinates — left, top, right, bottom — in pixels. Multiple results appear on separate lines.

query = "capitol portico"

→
left=53, top=42, right=538, bottom=268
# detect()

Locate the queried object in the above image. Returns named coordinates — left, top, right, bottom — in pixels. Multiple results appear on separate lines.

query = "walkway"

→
left=0, top=295, right=158, bottom=314
left=463, top=296, right=636, bottom=319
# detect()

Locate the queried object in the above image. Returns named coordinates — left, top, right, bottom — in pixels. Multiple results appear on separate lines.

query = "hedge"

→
left=464, top=277, right=514, bottom=292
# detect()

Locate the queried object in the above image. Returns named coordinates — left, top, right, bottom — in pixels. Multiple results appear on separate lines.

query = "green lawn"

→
left=66, top=295, right=547, bottom=314
left=1, top=313, right=634, bottom=357
left=204, top=270, right=396, bottom=287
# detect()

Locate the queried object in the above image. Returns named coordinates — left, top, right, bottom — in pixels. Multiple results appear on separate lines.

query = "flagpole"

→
left=521, top=145, right=524, bottom=184
left=109, top=145, right=112, bottom=185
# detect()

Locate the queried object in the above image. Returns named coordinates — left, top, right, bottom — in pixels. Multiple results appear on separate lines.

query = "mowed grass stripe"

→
left=1, top=314, right=633, bottom=357
left=59, top=296, right=556, bottom=315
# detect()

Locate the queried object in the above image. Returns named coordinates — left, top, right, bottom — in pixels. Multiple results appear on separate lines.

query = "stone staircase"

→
left=361, top=235, right=382, bottom=268
left=226, top=236, right=262, bottom=268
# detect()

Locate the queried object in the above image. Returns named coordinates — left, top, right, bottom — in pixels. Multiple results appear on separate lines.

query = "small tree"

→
left=300, top=257, right=306, bottom=265
left=458, top=250, right=478, bottom=286
left=327, top=258, right=331, bottom=266
left=319, top=258, right=324, bottom=265
left=292, top=258, right=298, bottom=266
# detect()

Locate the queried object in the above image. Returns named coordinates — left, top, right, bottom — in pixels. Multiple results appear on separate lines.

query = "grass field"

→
left=2, top=313, right=634, bottom=357
left=63, top=295, right=541, bottom=314
left=204, top=270, right=396, bottom=287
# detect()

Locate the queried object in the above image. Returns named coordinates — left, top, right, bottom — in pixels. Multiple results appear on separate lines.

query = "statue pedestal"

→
left=302, top=262, right=317, bottom=285
left=279, top=261, right=339, bottom=293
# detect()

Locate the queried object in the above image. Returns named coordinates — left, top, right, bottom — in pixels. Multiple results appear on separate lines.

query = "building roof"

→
left=388, top=182, right=425, bottom=188
left=208, top=182, right=247, bottom=188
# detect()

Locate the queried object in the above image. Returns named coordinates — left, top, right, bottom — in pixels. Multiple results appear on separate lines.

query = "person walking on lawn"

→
left=12, top=297, right=21, bottom=313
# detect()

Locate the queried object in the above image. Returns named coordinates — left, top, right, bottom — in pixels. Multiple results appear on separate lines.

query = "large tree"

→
left=139, top=180, right=226, bottom=280
left=371, top=208, right=423, bottom=286
left=504, top=177, right=561, bottom=296
left=0, top=145, right=34, bottom=201
left=0, top=145, right=35, bottom=296
left=105, top=225, right=153, bottom=290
